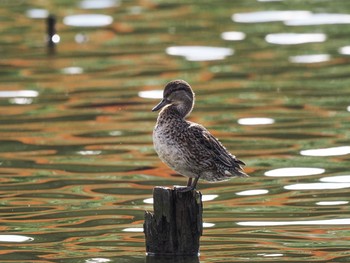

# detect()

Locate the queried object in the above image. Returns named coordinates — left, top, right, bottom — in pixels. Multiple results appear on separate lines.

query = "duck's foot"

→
left=173, top=176, right=199, bottom=192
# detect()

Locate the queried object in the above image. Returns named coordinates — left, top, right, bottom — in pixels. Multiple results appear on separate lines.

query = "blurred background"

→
left=1, top=0, right=350, bottom=262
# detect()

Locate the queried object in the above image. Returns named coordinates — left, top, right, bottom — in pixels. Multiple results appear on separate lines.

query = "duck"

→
left=152, top=80, right=248, bottom=190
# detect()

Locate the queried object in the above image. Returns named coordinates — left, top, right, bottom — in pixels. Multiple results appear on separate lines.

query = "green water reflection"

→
left=1, top=0, right=350, bottom=262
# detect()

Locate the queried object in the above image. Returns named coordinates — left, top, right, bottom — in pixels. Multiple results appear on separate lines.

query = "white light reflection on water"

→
left=301, top=146, right=350, bottom=157
left=143, top=197, right=153, bottom=204
left=203, top=222, right=215, bottom=228
left=138, top=90, right=163, bottom=99
left=320, top=175, right=350, bottom=183
left=284, top=182, right=350, bottom=190
left=238, top=218, right=350, bottom=226
left=122, top=227, right=143, bottom=232
left=77, top=150, right=102, bottom=155
left=62, top=67, right=84, bottom=75
left=0, top=90, right=39, bottom=98
left=236, top=189, right=268, bottom=196
left=289, top=54, right=330, bottom=64
left=109, top=130, right=122, bottom=136
left=0, top=235, right=34, bottom=242
left=238, top=117, right=274, bottom=125
left=265, top=33, right=327, bottom=45
left=232, top=10, right=311, bottom=23
left=202, top=194, right=218, bottom=201
left=85, top=258, right=111, bottom=263
left=258, top=253, right=284, bottom=257
left=265, top=167, right=325, bottom=177
left=316, top=201, right=349, bottom=206
left=285, top=13, right=350, bottom=26
left=221, top=31, right=246, bottom=41
left=79, top=0, right=120, bottom=9
left=75, top=33, right=89, bottom=43
left=26, top=8, right=49, bottom=19
left=63, top=14, right=113, bottom=27
left=166, top=46, right=234, bottom=61
left=9, top=98, right=33, bottom=105
left=51, top=34, right=60, bottom=44
left=339, top=46, right=350, bottom=55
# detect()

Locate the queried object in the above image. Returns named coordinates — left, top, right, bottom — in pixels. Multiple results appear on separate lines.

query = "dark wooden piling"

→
left=144, top=186, right=203, bottom=257
left=46, top=14, right=57, bottom=54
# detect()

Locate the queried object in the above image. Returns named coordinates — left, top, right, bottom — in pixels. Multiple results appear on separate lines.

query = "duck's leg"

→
left=190, top=176, right=200, bottom=190
left=176, top=177, right=196, bottom=192
left=187, top=178, right=193, bottom=187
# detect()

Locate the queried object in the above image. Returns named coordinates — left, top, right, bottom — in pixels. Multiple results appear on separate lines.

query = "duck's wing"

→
left=189, top=123, right=245, bottom=169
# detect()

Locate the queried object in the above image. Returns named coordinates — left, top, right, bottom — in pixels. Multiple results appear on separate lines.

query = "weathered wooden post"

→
left=144, top=186, right=203, bottom=260
left=46, top=14, right=57, bottom=54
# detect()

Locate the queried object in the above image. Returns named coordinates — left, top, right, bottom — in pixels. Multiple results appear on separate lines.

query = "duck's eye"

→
left=165, top=96, right=174, bottom=102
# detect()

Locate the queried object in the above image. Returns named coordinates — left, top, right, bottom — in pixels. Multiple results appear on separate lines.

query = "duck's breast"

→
left=153, top=122, right=196, bottom=178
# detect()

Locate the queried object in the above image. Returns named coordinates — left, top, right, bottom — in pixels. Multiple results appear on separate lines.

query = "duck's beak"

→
left=152, top=98, right=168, bottom=112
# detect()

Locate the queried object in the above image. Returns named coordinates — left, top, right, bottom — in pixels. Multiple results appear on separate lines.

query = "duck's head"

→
left=152, top=80, right=195, bottom=118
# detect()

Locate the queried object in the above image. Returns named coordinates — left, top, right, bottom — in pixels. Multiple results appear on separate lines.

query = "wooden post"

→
left=46, top=14, right=57, bottom=54
left=144, top=186, right=203, bottom=258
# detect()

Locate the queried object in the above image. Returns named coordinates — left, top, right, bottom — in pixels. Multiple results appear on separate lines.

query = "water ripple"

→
left=166, top=46, right=234, bottom=61
left=321, top=175, right=350, bottom=183
left=63, top=14, right=113, bottom=27
left=285, top=13, right=350, bottom=26
left=26, top=8, right=49, bottom=19
left=232, top=10, right=311, bottom=23
left=0, top=90, right=39, bottom=98
left=238, top=218, right=350, bottom=226
left=221, top=31, right=246, bottom=41
left=316, top=201, right=349, bottom=206
left=236, top=189, right=269, bottom=196
left=79, top=0, right=120, bottom=9
left=300, top=146, right=350, bottom=157
left=138, top=90, right=163, bottom=99
left=285, top=182, right=350, bottom=190
left=238, top=117, right=275, bottom=125
left=1, top=1, right=350, bottom=262
left=265, top=167, right=325, bottom=177
left=265, top=33, right=327, bottom=45
left=0, top=158, right=151, bottom=173
left=289, top=54, right=331, bottom=64
left=0, top=235, right=34, bottom=242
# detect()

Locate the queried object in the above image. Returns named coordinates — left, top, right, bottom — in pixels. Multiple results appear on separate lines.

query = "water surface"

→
left=1, top=0, right=350, bottom=262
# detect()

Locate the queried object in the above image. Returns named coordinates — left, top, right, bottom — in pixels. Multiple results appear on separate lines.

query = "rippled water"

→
left=1, top=0, right=350, bottom=262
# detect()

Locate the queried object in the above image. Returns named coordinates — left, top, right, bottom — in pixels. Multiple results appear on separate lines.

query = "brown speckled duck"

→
left=152, top=80, right=248, bottom=190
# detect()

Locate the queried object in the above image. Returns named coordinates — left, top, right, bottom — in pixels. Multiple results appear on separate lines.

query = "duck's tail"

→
left=225, top=157, right=249, bottom=178
left=224, top=167, right=249, bottom=178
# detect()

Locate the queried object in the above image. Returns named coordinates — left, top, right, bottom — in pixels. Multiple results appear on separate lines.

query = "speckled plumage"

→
left=152, top=80, right=248, bottom=190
